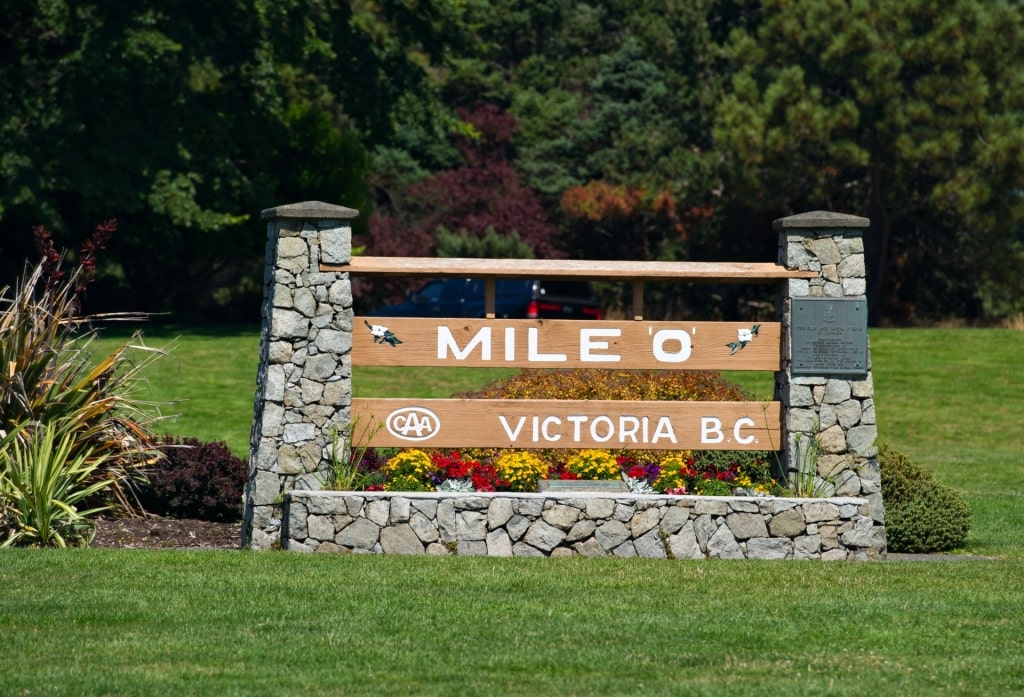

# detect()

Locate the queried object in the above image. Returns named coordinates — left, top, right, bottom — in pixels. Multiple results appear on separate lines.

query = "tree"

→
left=713, top=0, right=1024, bottom=322
left=0, top=0, right=462, bottom=320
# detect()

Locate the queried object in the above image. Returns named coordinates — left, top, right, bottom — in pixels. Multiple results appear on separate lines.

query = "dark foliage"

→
left=136, top=436, right=246, bottom=522
left=879, top=445, right=971, bottom=553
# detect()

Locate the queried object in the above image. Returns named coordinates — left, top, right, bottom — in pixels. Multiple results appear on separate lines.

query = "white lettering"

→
left=619, top=416, right=640, bottom=442
left=438, top=326, right=491, bottom=360
left=542, top=416, right=562, bottom=442
left=590, top=416, right=614, bottom=442
left=733, top=417, right=755, bottom=445
left=385, top=407, right=441, bottom=442
left=652, top=329, right=692, bottom=363
left=498, top=415, right=527, bottom=440
left=527, top=327, right=567, bottom=362
left=504, top=327, right=516, bottom=362
left=580, top=328, right=621, bottom=362
left=701, top=417, right=724, bottom=444
left=567, top=415, right=588, bottom=440
left=652, top=417, right=677, bottom=443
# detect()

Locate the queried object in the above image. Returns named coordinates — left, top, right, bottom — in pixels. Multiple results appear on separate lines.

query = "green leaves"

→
left=0, top=420, right=113, bottom=548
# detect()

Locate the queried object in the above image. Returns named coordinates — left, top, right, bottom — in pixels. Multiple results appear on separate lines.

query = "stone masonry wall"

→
left=284, top=491, right=877, bottom=561
left=775, top=211, right=885, bottom=555
left=245, top=204, right=887, bottom=558
left=243, top=201, right=357, bottom=550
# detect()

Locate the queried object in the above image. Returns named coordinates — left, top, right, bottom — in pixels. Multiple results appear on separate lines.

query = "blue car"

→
left=368, top=278, right=603, bottom=320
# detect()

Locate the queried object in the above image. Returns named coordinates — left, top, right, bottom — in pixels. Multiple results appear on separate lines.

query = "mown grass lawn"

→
left=15, top=324, right=1017, bottom=695
left=2, top=551, right=1022, bottom=696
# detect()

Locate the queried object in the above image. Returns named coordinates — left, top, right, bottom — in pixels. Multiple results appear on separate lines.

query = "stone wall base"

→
left=283, top=491, right=886, bottom=560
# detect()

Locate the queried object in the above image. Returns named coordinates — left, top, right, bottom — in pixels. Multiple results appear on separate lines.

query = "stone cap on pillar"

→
left=773, top=210, right=869, bottom=230
left=261, top=201, right=359, bottom=220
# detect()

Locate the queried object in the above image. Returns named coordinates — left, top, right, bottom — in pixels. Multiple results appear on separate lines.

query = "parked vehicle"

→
left=367, top=278, right=603, bottom=320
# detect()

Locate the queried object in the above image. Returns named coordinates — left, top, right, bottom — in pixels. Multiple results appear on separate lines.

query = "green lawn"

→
left=18, top=324, right=1014, bottom=696
left=1, top=552, right=1022, bottom=696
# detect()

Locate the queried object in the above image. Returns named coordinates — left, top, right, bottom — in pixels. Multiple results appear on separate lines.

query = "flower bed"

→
left=358, top=447, right=786, bottom=497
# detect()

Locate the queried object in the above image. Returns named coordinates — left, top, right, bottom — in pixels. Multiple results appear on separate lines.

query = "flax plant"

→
left=0, top=420, right=114, bottom=547
left=0, top=224, right=164, bottom=541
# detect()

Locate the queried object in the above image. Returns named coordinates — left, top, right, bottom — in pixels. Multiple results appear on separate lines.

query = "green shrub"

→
left=879, top=445, right=971, bottom=553
left=135, top=436, right=245, bottom=522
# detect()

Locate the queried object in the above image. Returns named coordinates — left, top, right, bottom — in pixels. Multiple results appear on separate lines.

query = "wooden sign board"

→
left=352, top=398, right=781, bottom=451
left=355, top=318, right=780, bottom=371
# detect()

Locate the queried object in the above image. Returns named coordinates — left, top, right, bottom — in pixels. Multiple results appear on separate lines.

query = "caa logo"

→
left=386, top=407, right=441, bottom=441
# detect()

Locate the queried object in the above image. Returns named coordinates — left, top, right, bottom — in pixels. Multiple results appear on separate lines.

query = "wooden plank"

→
left=352, top=398, right=781, bottom=451
left=326, top=256, right=818, bottom=282
left=355, top=318, right=780, bottom=370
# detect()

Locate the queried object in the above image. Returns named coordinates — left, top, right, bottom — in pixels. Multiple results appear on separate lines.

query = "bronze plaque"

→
left=791, top=298, right=868, bottom=376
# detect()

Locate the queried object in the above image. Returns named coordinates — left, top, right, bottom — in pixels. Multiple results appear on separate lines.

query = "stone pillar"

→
left=775, top=211, right=885, bottom=556
left=242, top=201, right=357, bottom=550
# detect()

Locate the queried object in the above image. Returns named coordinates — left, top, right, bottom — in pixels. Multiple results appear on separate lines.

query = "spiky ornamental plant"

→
left=0, top=420, right=114, bottom=547
left=0, top=222, right=163, bottom=528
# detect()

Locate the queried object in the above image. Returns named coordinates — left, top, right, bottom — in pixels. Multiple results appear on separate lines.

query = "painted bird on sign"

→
left=365, top=320, right=403, bottom=347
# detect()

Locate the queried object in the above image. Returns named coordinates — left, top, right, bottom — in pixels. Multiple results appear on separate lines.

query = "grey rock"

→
left=693, top=514, right=717, bottom=549
left=366, top=499, right=390, bottom=527
left=458, top=539, right=487, bottom=556
left=389, top=497, right=411, bottom=524
left=633, top=528, right=667, bottom=559
left=409, top=512, right=439, bottom=544
left=307, top=515, right=335, bottom=541
left=746, top=537, right=793, bottom=560
left=726, top=512, right=768, bottom=540
left=565, top=519, right=596, bottom=543
left=667, top=521, right=704, bottom=559
left=486, top=529, right=513, bottom=557
left=612, top=541, right=638, bottom=558
left=660, top=505, right=690, bottom=535
left=524, top=520, right=566, bottom=552
left=595, top=519, right=631, bottom=550
left=629, top=507, right=661, bottom=537
left=511, top=542, right=545, bottom=557
left=802, top=501, right=841, bottom=523
left=573, top=538, right=608, bottom=558
left=514, top=498, right=544, bottom=517
left=707, top=526, right=744, bottom=559
left=437, top=499, right=457, bottom=542
left=839, top=517, right=876, bottom=548
left=794, top=534, right=821, bottom=559
left=768, top=509, right=806, bottom=537
left=487, top=498, right=514, bottom=529
left=542, top=504, right=579, bottom=530
left=335, top=517, right=379, bottom=550
left=585, top=498, right=616, bottom=519
left=506, top=514, right=530, bottom=542
left=380, top=524, right=424, bottom=555
left=457, top=511, right=486, bottom=541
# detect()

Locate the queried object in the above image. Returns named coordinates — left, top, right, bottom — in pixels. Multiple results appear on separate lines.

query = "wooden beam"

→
left=352, top=398, right=781, bottom=451
left=324, top=256, right=818, bottom=282
left=353, top=318, right=781, bottom=370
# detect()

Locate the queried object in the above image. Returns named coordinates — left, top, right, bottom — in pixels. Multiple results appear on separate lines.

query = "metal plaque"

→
left=791, top=298, right=868, bottom=375
left=536, top=480, right=628, bottom=494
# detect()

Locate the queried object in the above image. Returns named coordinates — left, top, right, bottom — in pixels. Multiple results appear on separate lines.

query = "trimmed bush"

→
left=136, top=437, right=246, bottom=522
left=879, top=445, right=971, bottom=553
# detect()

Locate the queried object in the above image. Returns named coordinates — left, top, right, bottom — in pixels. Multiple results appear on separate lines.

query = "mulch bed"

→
left=91, top=515, right=242, bottom=550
